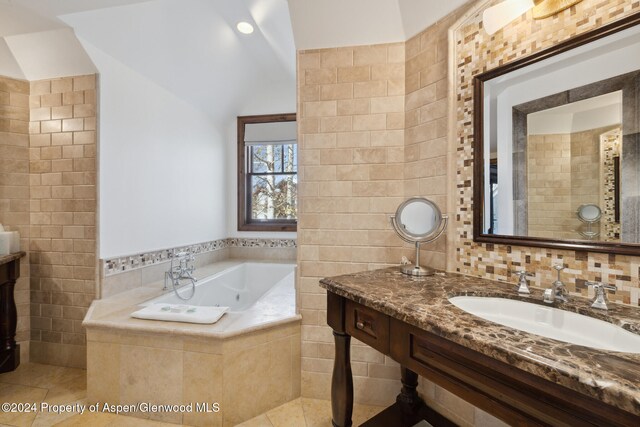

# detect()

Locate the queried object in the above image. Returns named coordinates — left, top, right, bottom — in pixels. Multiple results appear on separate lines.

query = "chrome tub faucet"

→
left=163, top=250, right=197, bottom=301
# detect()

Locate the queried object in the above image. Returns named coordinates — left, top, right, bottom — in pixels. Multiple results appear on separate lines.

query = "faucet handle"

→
left=586, top=281, right=617, bottom=291
left=512, top=270, right=533, bottom=295
left=552, top=264, right=566, bottom=281
left=586, top=281, right=617, bottom=310
left=511, top=270, right=533, bottom=277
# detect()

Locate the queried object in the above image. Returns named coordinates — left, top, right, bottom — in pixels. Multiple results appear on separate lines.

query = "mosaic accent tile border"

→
left=103, top=238, right=297, bottom=276
left=602, top=131, right=622, bottom=241
left=453, top=0, right=640, bottom=306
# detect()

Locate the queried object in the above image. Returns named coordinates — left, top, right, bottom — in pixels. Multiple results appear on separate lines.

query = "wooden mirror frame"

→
left=473, top=12, right=640, bottom=255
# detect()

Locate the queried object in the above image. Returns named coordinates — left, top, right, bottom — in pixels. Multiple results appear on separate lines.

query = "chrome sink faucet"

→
left=543, top=265, right=568, bottom=304
left=586, top=281, right=617, bottom=310
left=512, top=270, right=533, bottom=294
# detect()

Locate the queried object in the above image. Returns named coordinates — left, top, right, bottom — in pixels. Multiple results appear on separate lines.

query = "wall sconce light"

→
left=483, top=0, right=584, bottom=35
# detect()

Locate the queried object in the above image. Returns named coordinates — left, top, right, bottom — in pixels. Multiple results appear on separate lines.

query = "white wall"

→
left=5, top=28, right=96, bottom=81
left=0, top=39, right=24, bottom=79
left=81, top=40, right=227, bottom=258
left=528, top=100, right=621, bottom=134
left=56, top=1, right=298, bottom=256
left=287, top=0, right=468, bottom=49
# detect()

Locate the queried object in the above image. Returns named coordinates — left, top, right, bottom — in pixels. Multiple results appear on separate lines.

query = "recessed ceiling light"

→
left=236, top=22, right=254, bottom=35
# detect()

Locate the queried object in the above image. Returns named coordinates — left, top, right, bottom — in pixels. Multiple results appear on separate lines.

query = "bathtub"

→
left=84, top=259, right=301, bottom=426
left=147, top=262, right=295, bottom=313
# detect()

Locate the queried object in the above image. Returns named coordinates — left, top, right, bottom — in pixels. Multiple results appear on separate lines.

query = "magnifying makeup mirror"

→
left=390, top=197, right=448, bottom=276
left=577, top=204, right=602, bottom=223
left=577, top=204, right=602, bottom=240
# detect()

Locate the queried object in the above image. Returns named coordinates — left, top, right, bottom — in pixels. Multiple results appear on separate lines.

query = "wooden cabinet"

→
left=327, top=291, right=640, bottom=427
left=345, top=300, right=390, bottom=353
left=0, top=253, right=25, bottom=374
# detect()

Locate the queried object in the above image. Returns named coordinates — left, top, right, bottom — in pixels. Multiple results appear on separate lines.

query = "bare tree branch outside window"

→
left=237, top=114, right=296, bottom=232
left=247, top=143, right=297, bottom=220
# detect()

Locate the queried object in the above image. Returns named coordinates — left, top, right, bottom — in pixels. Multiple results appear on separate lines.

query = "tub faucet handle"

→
left=512, top=270, right=533, bottom=295
left=586, top=281, right=617, bottom=310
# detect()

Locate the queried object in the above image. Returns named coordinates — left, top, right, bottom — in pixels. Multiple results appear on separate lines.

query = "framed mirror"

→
left=390, top=197, right=448, bottom=276
left=473, top=13, right=640, bottom=255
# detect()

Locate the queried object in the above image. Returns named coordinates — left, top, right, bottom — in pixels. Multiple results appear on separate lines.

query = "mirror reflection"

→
left=400, top=200, right=439, bottom=236
left=490, top=92, right=622, bottom=242
left=481, top=23, right=640, bottom=245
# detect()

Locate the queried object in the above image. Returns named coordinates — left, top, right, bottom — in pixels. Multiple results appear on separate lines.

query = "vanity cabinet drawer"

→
left=345, top=300, right=390, bottom=353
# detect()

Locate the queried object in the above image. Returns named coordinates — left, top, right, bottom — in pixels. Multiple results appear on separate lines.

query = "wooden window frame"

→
left=237, top=113, right=297, bottom=232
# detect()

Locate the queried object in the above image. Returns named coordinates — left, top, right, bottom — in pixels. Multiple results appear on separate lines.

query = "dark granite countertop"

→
left=320, top=267, right=640, bottom=416
left=0, top=252, right=25, bottom=267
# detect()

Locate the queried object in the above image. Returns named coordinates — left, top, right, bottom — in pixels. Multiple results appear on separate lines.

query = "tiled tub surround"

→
left=0, top=75, right=30, bottom=362
left=100, top=238, right=297, bottom=298
left=320, top=267, right=640, bottom=419
left=84, top=259, right=301, bottom=427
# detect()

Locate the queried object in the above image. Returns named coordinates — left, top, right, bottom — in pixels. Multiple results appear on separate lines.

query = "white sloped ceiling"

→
left=3, top=0, right=469, bottom=120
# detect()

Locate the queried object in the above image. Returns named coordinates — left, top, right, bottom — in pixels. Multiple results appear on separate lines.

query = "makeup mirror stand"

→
left=390, top=208, right=448, bottom=277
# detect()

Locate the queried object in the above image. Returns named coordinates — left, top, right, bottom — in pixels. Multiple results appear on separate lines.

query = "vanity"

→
left=321, top=268, right=640, bottom=427
left=0, top=252, right=26, bottom=374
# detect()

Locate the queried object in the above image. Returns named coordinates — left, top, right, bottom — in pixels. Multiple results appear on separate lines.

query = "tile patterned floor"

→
left=0, top=363, right=384, bottom=427
left=236, top=398, right=384, bottom=427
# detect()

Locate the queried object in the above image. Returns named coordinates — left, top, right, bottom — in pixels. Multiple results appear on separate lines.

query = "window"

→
left=237, top=113, right=297, bottom=231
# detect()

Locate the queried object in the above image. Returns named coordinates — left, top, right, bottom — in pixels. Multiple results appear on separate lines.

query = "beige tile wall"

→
left=28, top=75, right=97, bottom=368
left=403, top=8, right=507, bottom=427
left=404, top=7, right=470, bottom=270
left=297, top=0, right=640, bottom=425
left=0, top=76, right=31, bottom=361
left=569, top=127, right=610, bottom=231
left=528, top=126, right=616, bottom=240
left=87, top=321, right=301, bottom=427
left=527, top=133, right=574, bottom=239
left=297, top=43, right=409, bottom=406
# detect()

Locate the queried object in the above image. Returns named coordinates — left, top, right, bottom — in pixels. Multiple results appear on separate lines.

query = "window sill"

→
left=237, top=222, right=297, bottom=232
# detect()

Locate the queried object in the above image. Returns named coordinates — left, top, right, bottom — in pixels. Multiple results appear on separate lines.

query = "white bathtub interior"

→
left=146, top=262, right=295, bottom=313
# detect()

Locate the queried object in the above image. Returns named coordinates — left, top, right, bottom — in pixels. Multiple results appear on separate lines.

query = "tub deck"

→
left=84, top=259, right=302, bottom=426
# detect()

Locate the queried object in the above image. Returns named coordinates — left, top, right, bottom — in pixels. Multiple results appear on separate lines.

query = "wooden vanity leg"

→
left=331, top=331, right=353, bottom=427
left=0, top=260, right=20, bottom=374
left=396, top=366, right=425, bottom=416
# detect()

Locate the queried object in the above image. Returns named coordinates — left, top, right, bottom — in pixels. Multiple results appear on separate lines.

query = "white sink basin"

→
left=449, top=296, right=640, bottom=354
